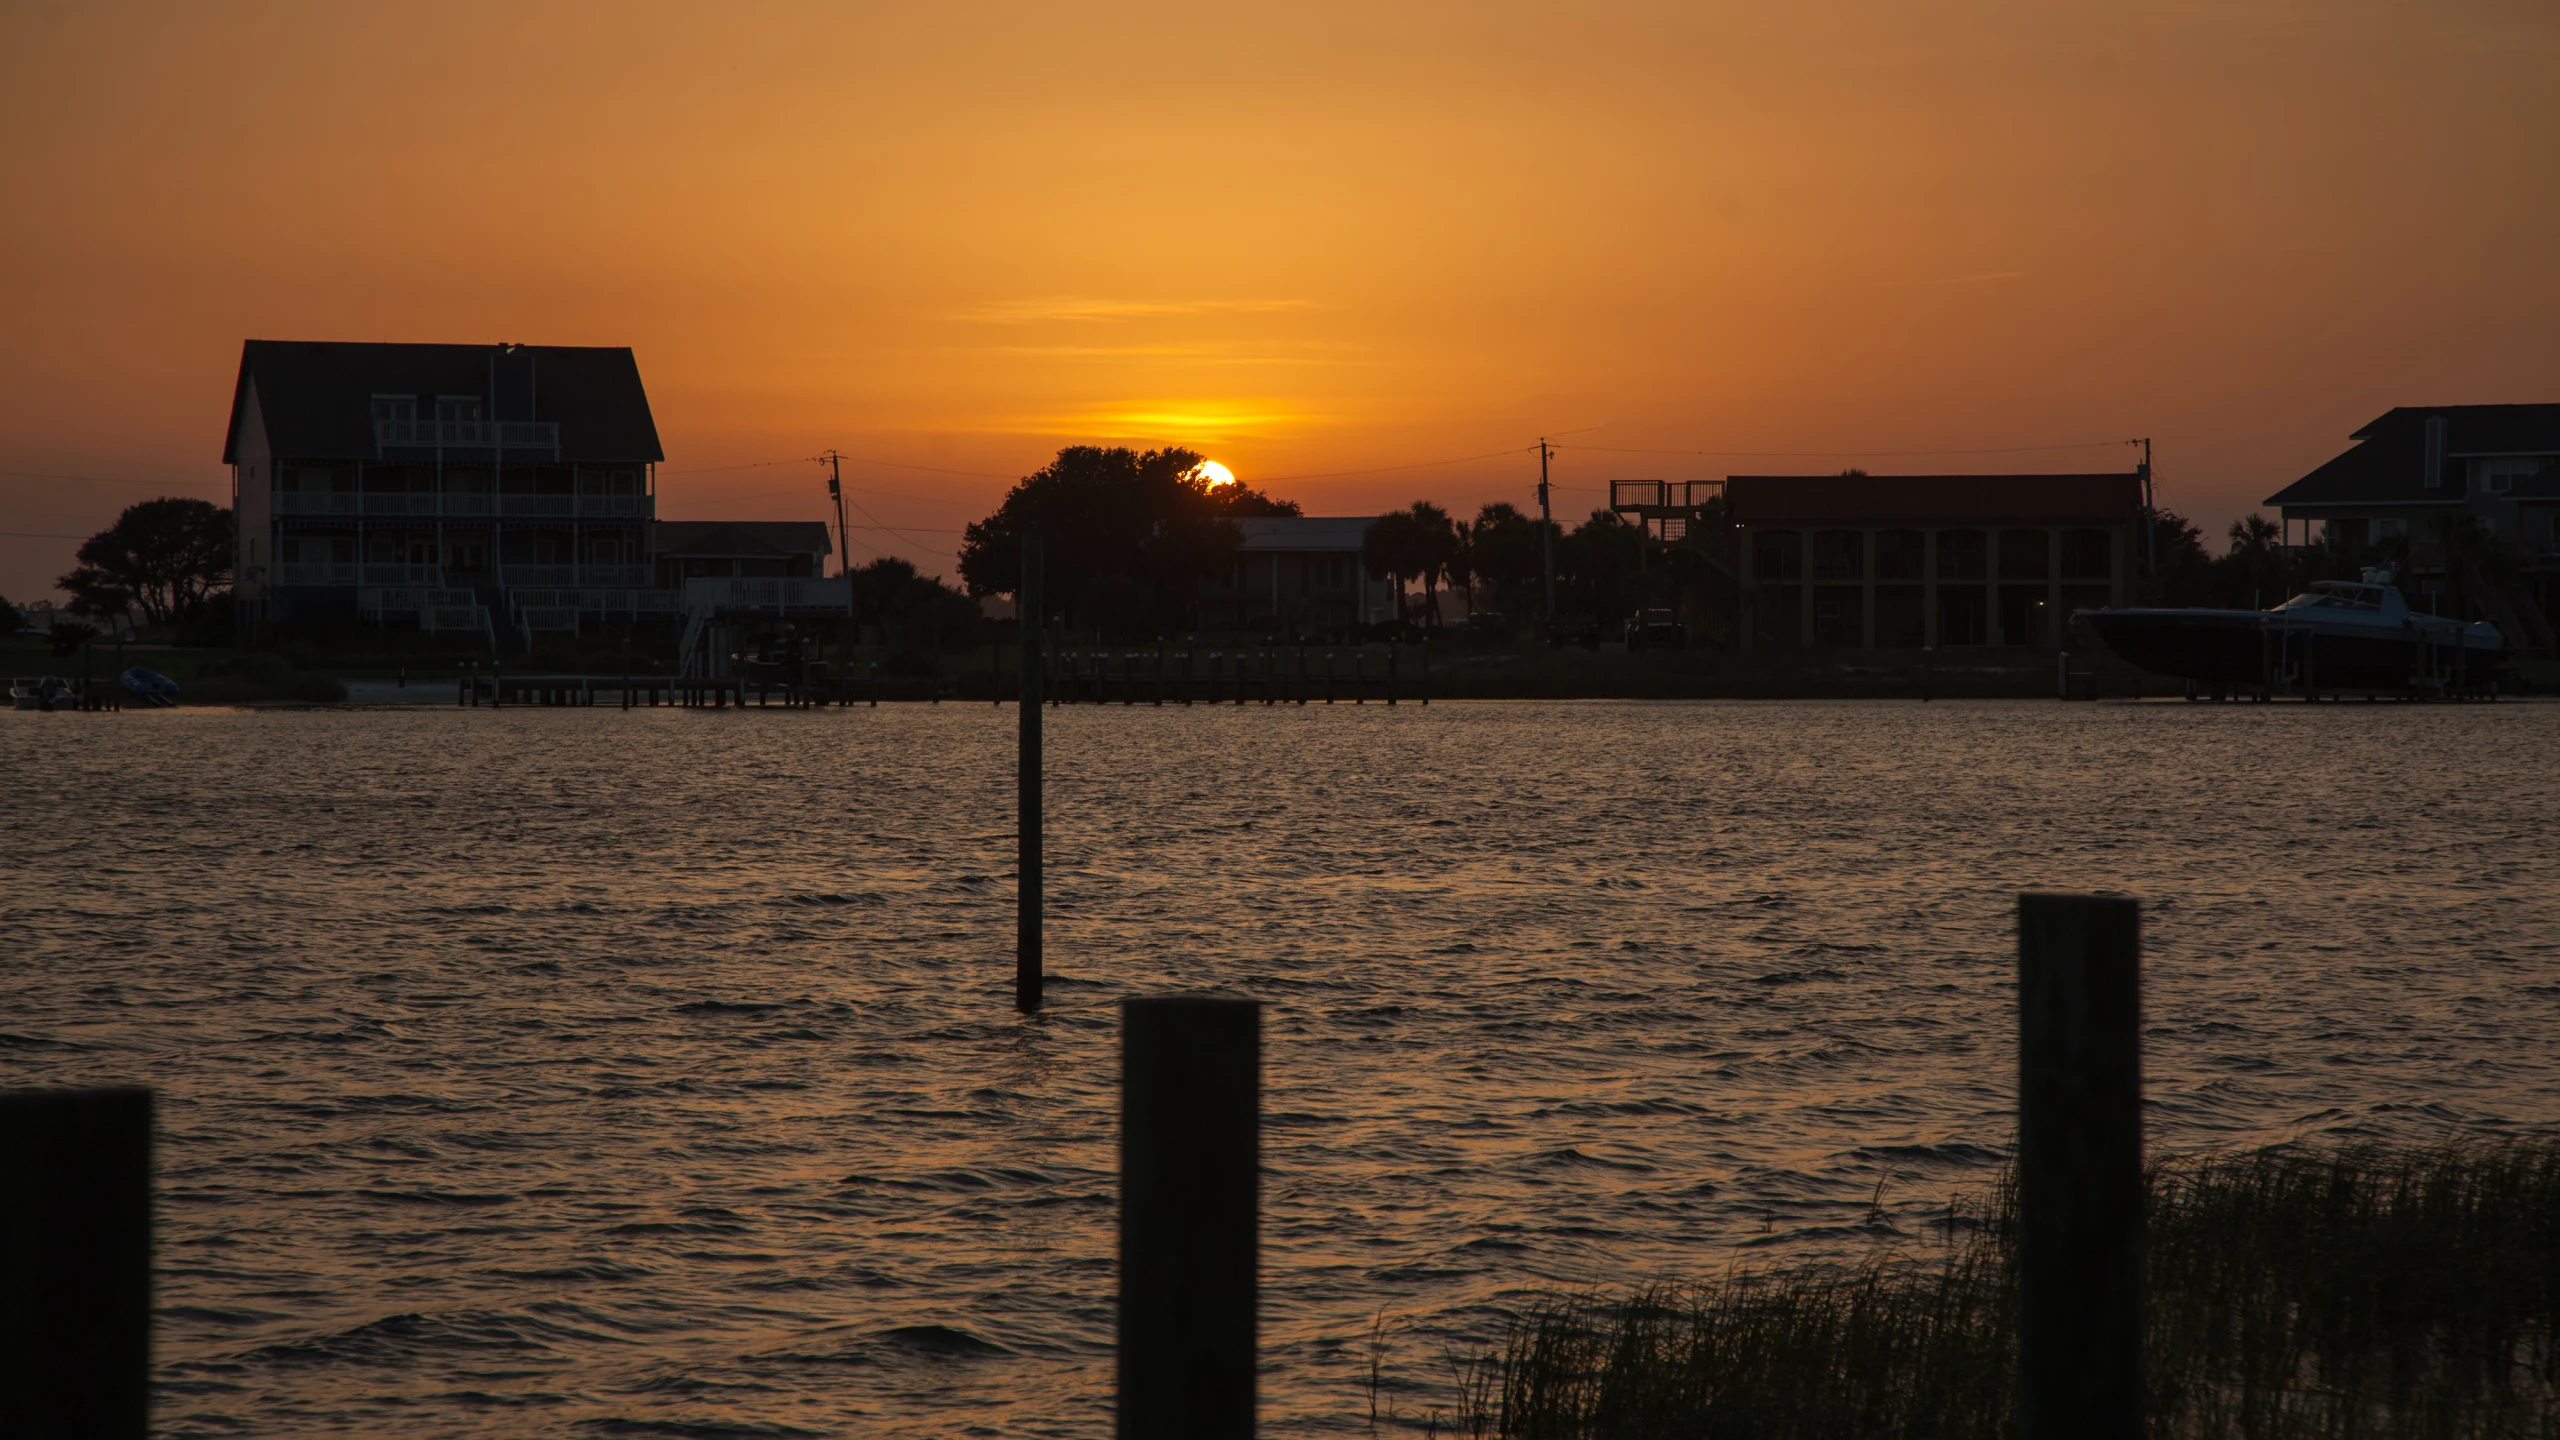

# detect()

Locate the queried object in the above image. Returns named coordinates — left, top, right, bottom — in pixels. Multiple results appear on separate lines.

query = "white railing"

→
left=424, top=606, right=488, bottom=634
left=501, top=565, right=580, bottom=587
left=362, top=564, right=445, bottom=586
left=359, top=587, right=478, bottom=613
left=374, top=419, right=559, bottom=450
left=521, top=606, right=580, bottom=632
left=273, top=489, right=645, bottom=518
left=276, top=493, right=361, bottom=515
left=278, top=562, right=359, bottom=585
left=577, top=564, right=649, bottom=587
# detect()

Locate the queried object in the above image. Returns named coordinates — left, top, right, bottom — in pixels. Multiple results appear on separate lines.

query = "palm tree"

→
left=1361, top=509, right=1424, bottom=625
left=1410, top=502, right=1459, bottom=625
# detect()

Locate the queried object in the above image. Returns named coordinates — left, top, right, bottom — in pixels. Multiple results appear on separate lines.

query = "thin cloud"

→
left=953, top=297, right=1320, bottom=324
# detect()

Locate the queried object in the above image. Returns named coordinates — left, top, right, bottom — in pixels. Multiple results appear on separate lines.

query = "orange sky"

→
left=4, top=0, right=2555, bottom=599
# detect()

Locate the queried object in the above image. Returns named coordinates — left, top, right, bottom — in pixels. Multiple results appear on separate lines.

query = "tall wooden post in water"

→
left=0, top=1087, right=152, bottom=1438
left=2017, top=893, right=2144, bottom=1440
left=1118, top=997, right=1258, bottom=1440
left=1016, top=539, right=1045, bottom=1013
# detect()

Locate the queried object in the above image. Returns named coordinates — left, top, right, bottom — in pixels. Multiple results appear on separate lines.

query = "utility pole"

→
left=2133, top=437, right=2154, bottom=586
left=818, top=450, right=853, bottom=580
left=1538, top=437, right=1556, bottom=624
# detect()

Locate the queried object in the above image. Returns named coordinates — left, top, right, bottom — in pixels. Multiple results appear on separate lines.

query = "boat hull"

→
left=2083, top=609, right=2499, bottom=691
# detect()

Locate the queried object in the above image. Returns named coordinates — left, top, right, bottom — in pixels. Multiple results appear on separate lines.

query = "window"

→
left=1998, top=530, right=2050, bottom=581
left=370, top=395, right=417, bottom=424
left=1754, top=530, right=1803, bottom=582
left=2377, top=518, right=2408, bottom=540
left=437, top=395, right=482, bottom=424
left=2477, top=458, right=2547, bottom=494
left=2059, top=530, right=2111, bottom=580
left=1936, top=530, right=1985, bottom=581
left=1875, top=530, right=1924, bottom=581
left=2330, top=518, right=2371, bottom=551
left=1812, top=530, right=1862, bottom=581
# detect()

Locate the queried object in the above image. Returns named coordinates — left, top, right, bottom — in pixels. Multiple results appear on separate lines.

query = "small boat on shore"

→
left=2083, top=570, right=2503, bottom=697
left=120, top=667, right=181, bottom=706
left=10, top=675, right=76, bottom=711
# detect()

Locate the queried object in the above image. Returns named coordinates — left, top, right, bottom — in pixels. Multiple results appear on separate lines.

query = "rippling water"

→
left=5, top=698, right=2559, bottom=1435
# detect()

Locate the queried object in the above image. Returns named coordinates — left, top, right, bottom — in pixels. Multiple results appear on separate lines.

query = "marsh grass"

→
left=1456, top=1137, right=2560, bottom=1440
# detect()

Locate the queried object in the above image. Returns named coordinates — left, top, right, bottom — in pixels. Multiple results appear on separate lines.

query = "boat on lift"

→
left=2081, top=569, right=2503, bottom=697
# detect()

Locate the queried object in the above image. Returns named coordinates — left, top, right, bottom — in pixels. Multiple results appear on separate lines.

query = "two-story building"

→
left=225, top=340, right=665, bottom=635
left=2264, top=405, right=2560, bottom=553
left=1727, top=472, right=2145, bottom=648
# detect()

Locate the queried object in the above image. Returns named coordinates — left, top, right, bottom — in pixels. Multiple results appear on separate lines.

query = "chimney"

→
left=2423, top=414, right=2446, bottom=490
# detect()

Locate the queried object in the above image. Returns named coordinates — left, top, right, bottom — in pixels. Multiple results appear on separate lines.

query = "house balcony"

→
left=274, top=491, right=651, bottom=519
left=373, top=418, right=560, bottom=456
left=501, top=564, right=650, bottom=588
left=276, top=563, right=445, bottom=586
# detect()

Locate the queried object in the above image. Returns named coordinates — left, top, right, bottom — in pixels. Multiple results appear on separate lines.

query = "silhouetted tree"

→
left=957, top=446, right=1297, bottom=637
left=58, top=498, right=232, bottom=625
left=1361, top=502, right=1462, bottom=626
left=1361, top=507, right=1426, bottom=625
left=1559, top=508, right=1644, bottom=625
left=1461, top=503, right=1549, bottom=619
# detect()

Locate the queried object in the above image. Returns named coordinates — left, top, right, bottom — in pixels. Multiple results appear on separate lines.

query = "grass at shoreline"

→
left=1453, top=1136, right=2560, bottom=1439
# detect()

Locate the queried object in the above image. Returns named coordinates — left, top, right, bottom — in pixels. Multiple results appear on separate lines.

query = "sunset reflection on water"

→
left=7, top=699, right=2557, bottom=1435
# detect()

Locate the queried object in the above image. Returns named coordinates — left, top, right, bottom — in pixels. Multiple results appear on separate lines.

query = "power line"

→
left=1554, top=439, right=2137, bottom=459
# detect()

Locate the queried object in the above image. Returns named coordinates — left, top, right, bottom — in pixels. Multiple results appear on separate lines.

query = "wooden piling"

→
left=0, top=1087, right=152, bottom=1439
left=1117, top=997, right=1258, bottom=1440
left=1017, top=540, right=1044, bottom=1013
left=2016, top=892, right=2144, bottom=1440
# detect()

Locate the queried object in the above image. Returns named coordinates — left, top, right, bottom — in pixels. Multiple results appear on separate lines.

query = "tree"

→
left=1360, top=503, right=1464, bottom=626
left=1462, top=503, right=1546, bottom=618
left=853, top=555, right=978, bottom=650
left=957, top=447, right=1297, bottom=637
left=1559, top=508, right=1645, bottom=625
left=58, top=497, right=232, bottom=626
left=1360, top=508, right=1425, bottom=625
left=0, top=593, right=22, bottom=636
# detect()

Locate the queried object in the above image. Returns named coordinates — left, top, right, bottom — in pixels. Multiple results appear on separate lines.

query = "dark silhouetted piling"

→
left=1016, top=540, right=1044, bottom=1013
left=2017, top=893, right=2144, bottom=1440
left=1118, top=997, right=1258, bottom=1440
left=0, top=1087, right=152, bottom=1439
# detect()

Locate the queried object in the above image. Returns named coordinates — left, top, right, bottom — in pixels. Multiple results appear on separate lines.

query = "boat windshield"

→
left=2279, top=582, right=2385, bottom=613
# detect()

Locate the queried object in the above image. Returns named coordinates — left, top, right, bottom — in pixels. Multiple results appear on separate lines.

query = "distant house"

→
left=2264, top=406, right=2560, bottom=624
left=652, top=521, right=832, bottom=585
left=1197, top=517, right=1397, bottom=634
left=224, top=340, right=665, bottom=633
left=1726, top=472, right=2145, bottom=648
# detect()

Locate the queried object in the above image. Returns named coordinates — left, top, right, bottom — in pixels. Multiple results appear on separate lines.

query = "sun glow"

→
left=1195, top=460, right=1237, bottom=487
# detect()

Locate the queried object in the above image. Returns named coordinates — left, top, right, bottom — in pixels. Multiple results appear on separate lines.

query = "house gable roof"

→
left=2267, top=404, right=2560, bottom=508
left=1723, top=473, right=2143, bottom=525
left=221, top=340, right=664, bottom=464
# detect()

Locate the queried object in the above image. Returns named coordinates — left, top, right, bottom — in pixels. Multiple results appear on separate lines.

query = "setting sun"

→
left=1195, top=461, right=1236, bottom=488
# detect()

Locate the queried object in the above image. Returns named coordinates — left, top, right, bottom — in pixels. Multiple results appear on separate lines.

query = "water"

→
left=5, top=698, right=2558, bottom=1436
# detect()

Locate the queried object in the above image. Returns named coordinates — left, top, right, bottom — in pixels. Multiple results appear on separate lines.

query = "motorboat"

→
left=9, top=675, right=76, bottom=711
left=2082, top=569, right=2503, bottom=697
left=120, top=667, right=181, bottom=706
